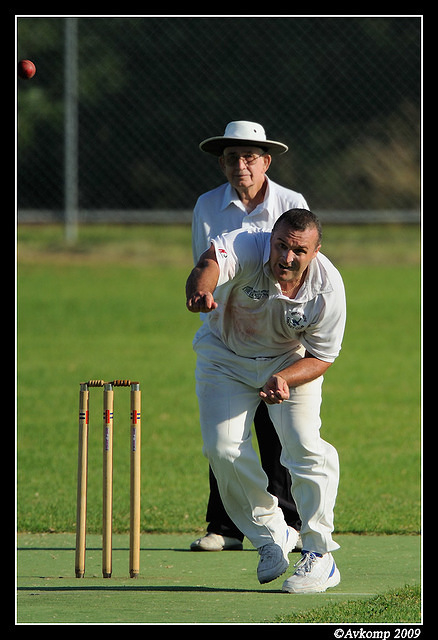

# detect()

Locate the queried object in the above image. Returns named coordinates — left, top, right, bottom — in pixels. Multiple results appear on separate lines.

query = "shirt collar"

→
left=220, top=177, right=272, bottom=213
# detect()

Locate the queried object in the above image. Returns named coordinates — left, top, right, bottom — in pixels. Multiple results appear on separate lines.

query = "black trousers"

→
left=205, top=401, right=302, bottom=541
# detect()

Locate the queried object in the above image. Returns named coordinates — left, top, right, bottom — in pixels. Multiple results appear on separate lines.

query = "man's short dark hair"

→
left=272, top=209, right=322, bottom=246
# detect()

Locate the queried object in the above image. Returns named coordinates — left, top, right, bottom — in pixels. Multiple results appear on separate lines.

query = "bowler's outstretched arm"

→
left=186, top=244, right=220, bottom=314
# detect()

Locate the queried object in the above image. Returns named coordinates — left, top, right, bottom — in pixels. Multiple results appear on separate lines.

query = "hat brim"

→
left=199, top=136, right=288, bottom=156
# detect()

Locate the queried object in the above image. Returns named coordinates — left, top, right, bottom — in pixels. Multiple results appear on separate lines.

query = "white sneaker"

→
left=293, top=533, right=303, bottom=552
left=190, top=532, right=243, bottom=551
left=282, top=551, right=340, bottom=593
left=257, top=526, right=299, bottom=584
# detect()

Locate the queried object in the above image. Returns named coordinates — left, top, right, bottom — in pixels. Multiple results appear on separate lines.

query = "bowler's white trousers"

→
left=194, top=329, right=340, bottom=555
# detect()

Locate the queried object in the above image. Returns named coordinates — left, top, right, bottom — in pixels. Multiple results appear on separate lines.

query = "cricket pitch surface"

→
left=16, top=533, right=421, bottom=624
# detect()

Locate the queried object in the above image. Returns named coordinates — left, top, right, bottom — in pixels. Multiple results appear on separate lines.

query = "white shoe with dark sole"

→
left=190, top=533, right=243, bottom=551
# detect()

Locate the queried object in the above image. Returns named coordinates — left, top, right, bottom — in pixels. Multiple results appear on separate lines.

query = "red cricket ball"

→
left=18, top=59, right=36, bottom=80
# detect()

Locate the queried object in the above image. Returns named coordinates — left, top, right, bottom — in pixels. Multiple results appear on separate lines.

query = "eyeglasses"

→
left=222, top=152, right=266, bottom=167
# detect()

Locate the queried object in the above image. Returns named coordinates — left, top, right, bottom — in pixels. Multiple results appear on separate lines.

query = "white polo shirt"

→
left=202, top=228, right=346, bottom=363
left=192, top=177, right=308, bottom=262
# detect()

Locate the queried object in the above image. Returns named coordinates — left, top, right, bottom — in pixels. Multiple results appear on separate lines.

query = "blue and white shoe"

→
left=282, top=550, right=340, bottom=593
left=257, top=526, right=299, bottom=584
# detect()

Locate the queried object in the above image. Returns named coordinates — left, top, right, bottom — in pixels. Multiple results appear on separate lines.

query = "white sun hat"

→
left=199, top=120, right=288, bottom=156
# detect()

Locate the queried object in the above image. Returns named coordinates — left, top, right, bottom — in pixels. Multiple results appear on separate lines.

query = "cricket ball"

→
left=18, top=59, right=36, bottom=79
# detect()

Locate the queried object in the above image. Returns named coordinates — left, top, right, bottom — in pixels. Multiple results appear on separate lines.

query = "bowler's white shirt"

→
left=201, top=228, right=346, bottom=363
left=192, top=177, right=308, bottom=263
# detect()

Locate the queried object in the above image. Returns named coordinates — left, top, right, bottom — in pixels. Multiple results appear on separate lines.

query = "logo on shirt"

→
left=242, top=286, right=269, bottom=300
left=286, top=309, right=307, bottom=330
left=218, top=248, right=228, bottom=258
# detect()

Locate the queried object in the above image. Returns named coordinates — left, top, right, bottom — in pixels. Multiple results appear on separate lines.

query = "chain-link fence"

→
left=17, top=16, right=421, bottom=229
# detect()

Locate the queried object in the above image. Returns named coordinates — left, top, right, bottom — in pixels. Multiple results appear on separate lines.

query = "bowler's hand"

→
left=259, top=375, right=290, bottom=404
left=186, top=291, right=218, bottom=313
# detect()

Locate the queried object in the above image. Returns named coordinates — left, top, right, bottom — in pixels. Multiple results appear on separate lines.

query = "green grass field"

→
left=16, top=224, right=421, bottom=625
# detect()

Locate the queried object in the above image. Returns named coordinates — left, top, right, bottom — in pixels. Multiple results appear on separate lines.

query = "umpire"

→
left=190, top=121, right=307, bottom=552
